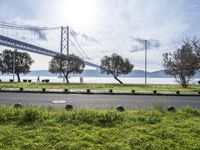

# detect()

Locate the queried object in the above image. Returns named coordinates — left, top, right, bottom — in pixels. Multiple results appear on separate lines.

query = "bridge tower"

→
left=60, top=26, right=69, bottom=55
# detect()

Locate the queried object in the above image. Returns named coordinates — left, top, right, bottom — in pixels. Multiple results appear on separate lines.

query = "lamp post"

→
left=144, top=40, right=147, bottom=85
left=13, top=49, right=17, bottom=82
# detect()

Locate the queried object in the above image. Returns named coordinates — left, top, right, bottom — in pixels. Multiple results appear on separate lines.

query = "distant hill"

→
left=27, top=70, right=200, bottom=78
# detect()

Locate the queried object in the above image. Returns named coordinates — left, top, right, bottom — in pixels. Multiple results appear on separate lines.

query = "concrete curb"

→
left=0, top=88, right=199, bottom=96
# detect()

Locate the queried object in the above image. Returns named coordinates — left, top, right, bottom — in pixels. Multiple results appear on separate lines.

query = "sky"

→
left=0, top=0, right=200, bottom=71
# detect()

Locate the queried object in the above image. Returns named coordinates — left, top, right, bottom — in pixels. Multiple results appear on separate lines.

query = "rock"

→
left=116, top=105, right=125, bottom=112
left=167, top=106, right=176, bottom=112
left=65, top=104, right=73, bottom=111
left=14, top=103, right=23, bottom=108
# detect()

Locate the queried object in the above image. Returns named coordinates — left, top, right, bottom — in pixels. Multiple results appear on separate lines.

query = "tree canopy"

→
left=100, top=53, right=134, bottom=84
left=163, top=42, right=199, bottom=88
left=49, top=54, right=85, bottom=83
left=0, top=49, right=34, bottom=82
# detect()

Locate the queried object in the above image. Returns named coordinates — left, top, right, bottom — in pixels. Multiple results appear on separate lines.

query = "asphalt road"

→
left=0, top=92, right=200, bottom=109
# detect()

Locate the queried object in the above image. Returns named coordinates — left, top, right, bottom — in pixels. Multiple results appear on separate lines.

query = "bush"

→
left=86, top=89, right=90, bottom=93
left=64, top=89, right=68, bottom=93
left=131, top=90, right=135, bottom=94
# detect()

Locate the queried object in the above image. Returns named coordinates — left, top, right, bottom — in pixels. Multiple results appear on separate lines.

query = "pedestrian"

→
left=37, top=76, right=40, bottom=83
left=80, top=76, right=83, bottom=83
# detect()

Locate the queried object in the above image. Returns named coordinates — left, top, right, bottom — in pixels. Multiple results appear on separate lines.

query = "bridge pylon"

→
left=60, top=26, right=69, bottom=55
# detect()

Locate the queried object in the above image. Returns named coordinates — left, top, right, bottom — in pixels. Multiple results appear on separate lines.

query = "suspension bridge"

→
left=0, top=22, right=99, bottom=68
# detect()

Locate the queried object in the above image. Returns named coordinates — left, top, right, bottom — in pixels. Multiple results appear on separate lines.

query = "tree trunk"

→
left=16, top=73, right=20, bottom=82
left=114, top=76, right=123, bottom=84
left=64, top=73, right=70, bottom=83
left=180, top=75, right=188, bottom=88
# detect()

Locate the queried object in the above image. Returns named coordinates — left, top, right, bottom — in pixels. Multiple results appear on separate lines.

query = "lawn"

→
left=0, top=106, right=200, bottom=149
left=0, top=82, right=200, bottom=92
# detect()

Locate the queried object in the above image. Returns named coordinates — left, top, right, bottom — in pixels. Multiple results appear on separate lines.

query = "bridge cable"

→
left=70, top=31, right=92, bottom=61
left=69, top=38, right=86, bottom=59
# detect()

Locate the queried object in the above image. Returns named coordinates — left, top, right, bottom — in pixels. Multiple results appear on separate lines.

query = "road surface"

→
left=0, top=92, right=200, bottom=109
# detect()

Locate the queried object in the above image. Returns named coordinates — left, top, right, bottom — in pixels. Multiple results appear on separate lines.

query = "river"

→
left=0, top=75, right=200, bottom=85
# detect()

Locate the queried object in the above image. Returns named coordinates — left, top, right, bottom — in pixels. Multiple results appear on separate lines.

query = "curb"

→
left=0, top=88, right=200, bottom=96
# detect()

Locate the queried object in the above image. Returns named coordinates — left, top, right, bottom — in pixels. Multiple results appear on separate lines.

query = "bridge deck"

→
left=0, top=34, right=99, bottom=68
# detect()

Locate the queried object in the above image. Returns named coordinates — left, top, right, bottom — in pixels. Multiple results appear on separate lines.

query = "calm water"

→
left=0, top=75, right=200, bottom=85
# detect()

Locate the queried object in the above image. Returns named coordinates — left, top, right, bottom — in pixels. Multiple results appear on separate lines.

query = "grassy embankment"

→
left=0, top=106, right=200, bottom=149
left=0, top=82, right=200, bottom=92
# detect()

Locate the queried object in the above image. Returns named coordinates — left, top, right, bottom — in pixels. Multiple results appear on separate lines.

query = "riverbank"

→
left=0, top=106, right=200, bottom=149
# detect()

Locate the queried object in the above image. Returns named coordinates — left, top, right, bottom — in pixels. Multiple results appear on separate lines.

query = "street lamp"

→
left=13, top=49, right=17, bottom=82
left=144, top=40, right=148, bottom=85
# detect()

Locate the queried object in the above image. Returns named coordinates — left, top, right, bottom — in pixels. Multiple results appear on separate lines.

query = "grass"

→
left=0, top=82, right=200, bottom=92
left=0, top=106, right=200, bottom=149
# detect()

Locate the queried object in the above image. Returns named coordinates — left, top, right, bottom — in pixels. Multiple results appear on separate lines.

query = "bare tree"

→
left=163, top=42, right=199, bottom=88
left=100, top=53, right=134, bottom=84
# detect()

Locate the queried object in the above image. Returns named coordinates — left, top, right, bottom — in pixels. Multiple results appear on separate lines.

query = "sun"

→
left=59, top=0, right=99, bottom=29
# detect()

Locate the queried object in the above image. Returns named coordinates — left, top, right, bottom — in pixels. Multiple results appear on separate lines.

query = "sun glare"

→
left=59, top=0, right=99, bottom=29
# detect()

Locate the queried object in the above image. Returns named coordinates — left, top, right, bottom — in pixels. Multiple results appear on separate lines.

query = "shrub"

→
left=86, top=89, right=90, bottom=93
left=153, top=90, right=157, bottom=94
left=64, top=89, right=68, bottom=93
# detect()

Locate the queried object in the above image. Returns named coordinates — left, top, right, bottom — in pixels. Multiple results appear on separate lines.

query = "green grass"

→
left=0, top=82, right=200, bottom=92
left=0, top=106, right=200, bottom=149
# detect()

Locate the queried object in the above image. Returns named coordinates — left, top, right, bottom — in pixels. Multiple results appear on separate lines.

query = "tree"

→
left=162, top=43, right=199, bottom=88
left=0, top=50, right=34, bottom=82
left=49, top=54, right=85, bottom=83
left=183, top=38, right=200, bottom=67
left=100, top=53, right=134, bottom=84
